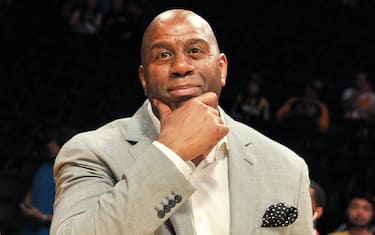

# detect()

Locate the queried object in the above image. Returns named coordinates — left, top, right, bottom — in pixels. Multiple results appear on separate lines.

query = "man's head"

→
left=138, top=9, right=228, bottom=113
left=310, top=180, right=326, bottom=226
left=345, top=192, right=374, bottom=230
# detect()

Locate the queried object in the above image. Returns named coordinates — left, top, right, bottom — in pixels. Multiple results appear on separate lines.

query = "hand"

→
left=20, top=203, right=46, bottom=222
left=154, top=92, right=229, bottom=165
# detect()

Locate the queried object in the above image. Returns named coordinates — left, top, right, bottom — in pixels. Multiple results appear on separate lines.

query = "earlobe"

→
left=219, top=53, right=228, bottom=87
left=221, top=73, right=226, bottom=86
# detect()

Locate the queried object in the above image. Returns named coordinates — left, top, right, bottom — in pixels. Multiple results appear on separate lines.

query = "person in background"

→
left=51, top=9, right=313, bottom=235
left=276, top=80, right=330, bottom=132
left=309, top=180, right=326, bottom=235
left=342, top=71, right=375, bottom=121
left=20, top=127, right=77, bottom=235
left=328, top=191, right=374, bottom=235
left=69, top=0, right=102, bottom=35
left=231, top=72, right=271, bottom=123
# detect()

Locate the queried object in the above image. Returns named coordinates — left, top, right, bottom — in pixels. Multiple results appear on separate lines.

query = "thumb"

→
left=153, top=99, right=172, bottom=120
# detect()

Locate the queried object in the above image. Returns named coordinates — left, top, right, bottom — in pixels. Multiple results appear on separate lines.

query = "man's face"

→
left=346, top=198, right=374, bottom=229
left=139, top=11, right=227, bottom=111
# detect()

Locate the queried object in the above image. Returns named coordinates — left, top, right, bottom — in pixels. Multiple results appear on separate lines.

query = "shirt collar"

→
left=146, top=100, right=229, bottom=161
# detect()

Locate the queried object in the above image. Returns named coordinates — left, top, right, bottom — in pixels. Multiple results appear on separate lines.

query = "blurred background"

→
left=1, top=0, right=375, bottom=234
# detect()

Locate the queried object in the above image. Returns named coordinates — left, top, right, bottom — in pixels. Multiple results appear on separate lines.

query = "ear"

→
left=138, top=65, right=147, bottom=96
left=218, top=53, right=228, bottom=87
left=313, top=207, right=324, bottom=221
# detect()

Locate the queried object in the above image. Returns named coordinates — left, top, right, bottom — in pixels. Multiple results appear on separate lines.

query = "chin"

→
left=175, top=96, right=197, bottom=107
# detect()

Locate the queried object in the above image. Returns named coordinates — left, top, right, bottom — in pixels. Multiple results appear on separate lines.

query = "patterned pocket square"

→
left=261, top=202, right=298, bottom=227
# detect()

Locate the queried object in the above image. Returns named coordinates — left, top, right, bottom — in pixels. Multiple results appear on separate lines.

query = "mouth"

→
left=167, top=85, right=201, bottom=98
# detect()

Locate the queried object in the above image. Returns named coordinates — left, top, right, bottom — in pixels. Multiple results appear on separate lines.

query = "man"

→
left=309, top=180, right=326, bottom=235
left=51, top=9, right=313, bottom=235
left=342, top=71, right=375, bottom=121
left=276, top=80, right=330, bottom=132
left=328, top=192, right=374, bottom=235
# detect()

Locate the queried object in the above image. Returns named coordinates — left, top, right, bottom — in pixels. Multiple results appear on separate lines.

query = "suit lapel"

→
left=123, top=100, right=158, bottom=143
left=124, top=104, right=259, bottom=234
left=123, top=101, right=195, bottom=234
left=225, top=114, right=258, bottom=234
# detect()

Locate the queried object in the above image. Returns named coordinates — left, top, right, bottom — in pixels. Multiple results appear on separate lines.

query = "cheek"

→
left=143, top=68, right=168, bottom=94
left=145, top=79, right=166, bottom=98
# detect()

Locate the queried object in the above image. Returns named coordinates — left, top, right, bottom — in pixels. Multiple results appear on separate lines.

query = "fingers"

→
left=195, top=92, right=218, bottom=108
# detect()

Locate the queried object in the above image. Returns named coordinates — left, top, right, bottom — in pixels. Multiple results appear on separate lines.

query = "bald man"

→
left=51, top=9, right=313, bottom=235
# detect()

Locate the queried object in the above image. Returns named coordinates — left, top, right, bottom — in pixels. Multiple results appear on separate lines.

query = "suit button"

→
left=157, top=210, right=165, bottom=218
left=174, top=194, right=182, bottom=203
left=168, top=199, right=176, bottom=207
left=164, top=205, right=171, bottom=213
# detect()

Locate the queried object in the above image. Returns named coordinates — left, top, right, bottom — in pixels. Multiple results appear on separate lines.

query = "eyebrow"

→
left=150, top=38, right=210, bottom=51
left=150, top=42, right=170, bottom=51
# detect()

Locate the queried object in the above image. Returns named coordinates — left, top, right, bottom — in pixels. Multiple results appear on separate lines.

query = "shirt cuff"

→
left=152, top=141, right=192, bottom=178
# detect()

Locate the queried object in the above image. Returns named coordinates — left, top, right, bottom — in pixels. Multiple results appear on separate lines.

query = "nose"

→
left=170, top=53, right=194, bottom=78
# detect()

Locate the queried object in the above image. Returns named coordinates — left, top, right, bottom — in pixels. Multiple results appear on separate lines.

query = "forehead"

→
left=146, top=14, right=214, bottom=46
left=350, top=198, right=373, bottom=207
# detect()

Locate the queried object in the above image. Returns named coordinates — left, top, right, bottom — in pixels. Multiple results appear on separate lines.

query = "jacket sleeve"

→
left=50, top=136, right=195, bottom=235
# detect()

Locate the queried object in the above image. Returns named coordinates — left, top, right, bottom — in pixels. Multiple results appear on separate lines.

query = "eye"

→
left=190, top=47, right=201, bottom=54
left=159, top=51, right=171, bottom=59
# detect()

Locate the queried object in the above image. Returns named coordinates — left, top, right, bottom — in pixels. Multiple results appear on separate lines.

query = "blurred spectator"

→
left=61, top=0, right=80, bottom=19
left=341, top=0, right=358, bottom=7
left=310, top=180, right=326, bottom=235
left=20, top=127, right=77, bottom=235
left=342, top=72, right=375, bottom=121
left=230, top=73, right=270, bottom=123
left=328, top=191, right=374, bottom=235
left=276, top=80, right=330, bottom=132
left=101, top=0, right=134, bottom=40
left=69, top=0, right=103, bottom=35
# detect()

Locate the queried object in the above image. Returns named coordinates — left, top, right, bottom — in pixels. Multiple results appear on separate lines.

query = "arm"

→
left=275, top=97, right=296, bottom=121
left=318, top=103, right=330, bottom=132
left=51, top=137, right=195, bottom=235
left=20, top=174, right=53, bottom=225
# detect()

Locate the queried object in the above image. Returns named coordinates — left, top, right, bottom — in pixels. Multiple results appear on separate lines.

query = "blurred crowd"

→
left=1, top=1, right=375, bottom=235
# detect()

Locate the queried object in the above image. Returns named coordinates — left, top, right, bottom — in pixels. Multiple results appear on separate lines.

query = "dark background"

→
left=1, top=0, right=375, bottom=234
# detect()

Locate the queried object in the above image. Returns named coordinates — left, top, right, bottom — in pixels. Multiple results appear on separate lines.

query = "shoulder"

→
left=34, top=162, right=54, bottom=176
left=61, top=117, right=135, bottom=160
left=54, top=117, right=137, bottom=181
left=73, top=118, right=130, bottom=144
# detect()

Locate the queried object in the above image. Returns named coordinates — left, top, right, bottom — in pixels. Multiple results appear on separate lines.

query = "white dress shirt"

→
left=147, top=101, right=230, bottom=235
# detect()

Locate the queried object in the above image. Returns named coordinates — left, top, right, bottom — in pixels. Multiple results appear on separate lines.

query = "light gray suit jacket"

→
left=51, top=100, right=313, bottom=235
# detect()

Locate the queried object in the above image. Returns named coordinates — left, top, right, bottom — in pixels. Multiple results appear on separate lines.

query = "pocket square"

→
left=261, top=202, right=298, bottom=227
